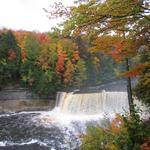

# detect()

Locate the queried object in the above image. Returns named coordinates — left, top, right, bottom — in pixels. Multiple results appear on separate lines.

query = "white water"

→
left=56, top=91, right=129, bottom=115
left=1, top=91, right=148, bottom=149
left=32, top=91, right=130, bottom=133
left=0, top=139, right=47, bottom=147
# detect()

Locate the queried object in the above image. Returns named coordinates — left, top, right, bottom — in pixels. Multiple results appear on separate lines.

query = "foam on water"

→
left=1, top=91, right=148, bottom=149
left=31, top=91, right=129, bottom=136
left=31, top=91, right=149, bottom=139
left=0, top=139, right=47, bottom=147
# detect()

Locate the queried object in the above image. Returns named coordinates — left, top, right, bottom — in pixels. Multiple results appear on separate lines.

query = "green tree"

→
left=0, top=30, right=21, bottom=87
left=80, top=111, right=150, bottom=150
left=135, top=48, right=150, bottom=106
left=19, top=31, right=87, bottom=96
left=72, top=59, right=87, bottom=87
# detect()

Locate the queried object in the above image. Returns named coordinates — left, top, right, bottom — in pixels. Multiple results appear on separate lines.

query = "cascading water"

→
left=56, top=91, right=129, bottom=115
left=0, top=91, right=130, bottom=150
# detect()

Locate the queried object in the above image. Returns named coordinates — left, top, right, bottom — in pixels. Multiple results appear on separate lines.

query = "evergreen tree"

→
left=0, top=30, right=21, bottom=87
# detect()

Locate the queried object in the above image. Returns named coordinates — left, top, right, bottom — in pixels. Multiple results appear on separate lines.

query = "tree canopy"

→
left=46, top=0, right=150, bottom=104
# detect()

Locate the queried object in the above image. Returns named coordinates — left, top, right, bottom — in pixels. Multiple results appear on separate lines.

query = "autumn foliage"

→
left=123, top=64, right=147, bottom=77
left=0, top=29, right=87, bottom=95
left=36, top=33, right=51, bottom=44
left=81, top=112, right=150, bottom=150
left=8, top=49, right=16, bottom=61
left=15, top=31, right=27, bottom=63
left=56, top=50, right=65, bottom=74
left=63, top=60, right=74, bottom=83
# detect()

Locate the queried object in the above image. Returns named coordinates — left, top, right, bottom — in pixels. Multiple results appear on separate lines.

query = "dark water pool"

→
left=0, top=112, right=80, bottom=150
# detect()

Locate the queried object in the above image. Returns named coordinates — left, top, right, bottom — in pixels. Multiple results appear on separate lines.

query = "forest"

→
left=0, top=28, right=122, bottom=97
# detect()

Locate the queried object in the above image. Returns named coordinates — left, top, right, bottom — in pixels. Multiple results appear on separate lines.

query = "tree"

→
left=55, top=44, right=65, bottom=75
left=15, top=30, right=28, bottom=63
left=135, top=47, right=150, bottom=106
left=72, top=59, right=87, bottom=87
left=55, top=38, right=87, bottom=87
left=46, top=0, right=149, bottom=34
left=46, top=0, right=150, bottom=111
left=0, top=30, right=21, bottom=87
left=89, top=34, right=141, bottom=110
left=15, top=30, right=87, bottom=96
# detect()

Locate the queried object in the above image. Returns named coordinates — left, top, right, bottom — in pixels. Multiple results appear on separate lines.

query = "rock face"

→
left=0, top=87, right=55, bottom=112
left=0, top=99, right=55, bottom=112
left=0, top=88, right=39, bottom=100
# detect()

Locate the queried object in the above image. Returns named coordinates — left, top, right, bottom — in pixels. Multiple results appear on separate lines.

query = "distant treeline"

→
left=0, top=29, right=120, bottom=97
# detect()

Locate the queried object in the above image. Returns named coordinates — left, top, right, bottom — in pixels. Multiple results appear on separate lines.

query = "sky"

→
left=0, top=0, right=74, bottom=32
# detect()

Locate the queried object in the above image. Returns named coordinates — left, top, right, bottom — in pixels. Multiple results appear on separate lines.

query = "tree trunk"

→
left=125, top=58, right=134, bottom=113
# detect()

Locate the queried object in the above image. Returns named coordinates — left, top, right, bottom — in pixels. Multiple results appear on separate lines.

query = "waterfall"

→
left=56, top=91, right=129, bottom=115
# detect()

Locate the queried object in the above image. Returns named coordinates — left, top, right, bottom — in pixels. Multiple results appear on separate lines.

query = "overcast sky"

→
left=0, top=0, right=74, bottom=32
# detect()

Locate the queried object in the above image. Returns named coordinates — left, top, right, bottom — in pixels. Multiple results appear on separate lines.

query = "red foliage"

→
left=109, top=40, right=137, bottom=62
left=36, top=33, right=51, bottom=44
left=109, top=41, right=124, bottom=62
left=124, top=64, right=147, bottom=77
left=110, top=114, right=124, bottom=133
left=8, top=49, right=16, bottom=61
left=110, top=50, right=122, bottom=62
left=141, top=142, right=150, bottom=150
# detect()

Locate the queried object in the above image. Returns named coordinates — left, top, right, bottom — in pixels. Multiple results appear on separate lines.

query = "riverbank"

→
left=0, top=99, right=55, bottom=112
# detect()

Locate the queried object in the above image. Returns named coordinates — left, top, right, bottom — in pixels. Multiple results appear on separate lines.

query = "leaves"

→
left=63, top=60, right=74, bottom=83
left=80, top=110, right=150, bottom=150
left=8, top=49, right=16, bottom=61
left=123, top=64, right=147, bottom=77
left=1, top=29, right=87, bottom=95
left=0, top=30, right=21, bottom=84
left=56, top=49, right=65, bottom=74
left=72, top=50, right=80, bottom=62
left=36, top=33, right=51, bottom=44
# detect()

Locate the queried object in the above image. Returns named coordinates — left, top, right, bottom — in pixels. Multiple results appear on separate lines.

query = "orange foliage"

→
left=109, top=50, right=122, bottom=62
left=110, top=114, right=124, bottom=133
left=15, top=31, right=27, bottom=63
left=8, top=49, right=16, bottom=61
left=90, top=36, right=138, bottom=62
left=21, top=50, right=27, bottom=63
left=63, top=60, right=74, bottom=83
left=113, top=41, right=123, bottom=52
left=123, top=64, right=147, bottom=77
left=72, top=28, right=82, bottom=37
left=56, top=51, right=65, bottom=74
left=141, top=142, right=150, bottom=150
left=15, top=31, right=27, bottom=48
left=89, top=36, right=117, bottom=53
left=110, top=40, right=137, bottom=62
left=110, top=41, right=124, bottom=62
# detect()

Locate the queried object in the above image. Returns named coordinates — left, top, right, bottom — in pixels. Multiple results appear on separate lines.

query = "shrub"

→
left=80, top=110, right=150, bottom=150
